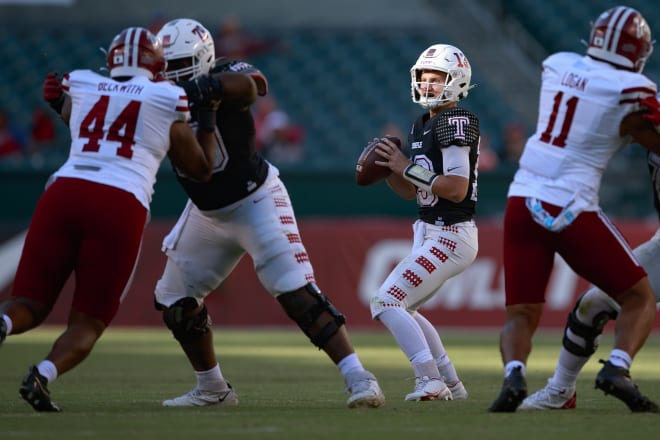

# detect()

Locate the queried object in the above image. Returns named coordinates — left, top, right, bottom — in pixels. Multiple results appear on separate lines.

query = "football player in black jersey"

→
left=153, top=18, right=384, bottom=409
left=368, top=43, right=479, bottom=402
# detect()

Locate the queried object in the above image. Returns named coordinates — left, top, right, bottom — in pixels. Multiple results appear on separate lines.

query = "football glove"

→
left=178, top=74, right=223, bottom=111
left=43, top=71, right=65, bottom=113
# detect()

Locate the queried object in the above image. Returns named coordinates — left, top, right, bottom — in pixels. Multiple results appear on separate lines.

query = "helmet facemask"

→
left=412, top=69, right=467, bottom=109
left=410, top=44, right=474, bottom=110
left=162, top=57, right=201, bottom=82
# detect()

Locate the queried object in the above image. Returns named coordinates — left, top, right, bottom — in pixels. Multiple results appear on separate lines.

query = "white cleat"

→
left=345, top=370, right=385, bottom=408
left=405, top=376, right=452, bottom=401
left=519, top=381, right=576, bottom=410
left=162, top=384, right=239, bottom=407
left=447, top=380, right=468, bottom=400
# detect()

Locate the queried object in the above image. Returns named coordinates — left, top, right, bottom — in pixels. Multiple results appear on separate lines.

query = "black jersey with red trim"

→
left=407, top=106, right=480, bottom=226
left=172, top=82, right=269, bottom=211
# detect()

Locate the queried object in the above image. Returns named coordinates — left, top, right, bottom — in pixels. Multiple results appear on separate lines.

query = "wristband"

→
left=403, top=163, right=439, bottom=193
left=197, top=109, right=217, bottom=133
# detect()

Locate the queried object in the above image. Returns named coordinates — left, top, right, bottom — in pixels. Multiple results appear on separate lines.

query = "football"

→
left=355, top=135, right=402, bottom=186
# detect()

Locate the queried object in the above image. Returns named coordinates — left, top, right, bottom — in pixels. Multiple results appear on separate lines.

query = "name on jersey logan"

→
left=560, top=72, right=588, bottom=91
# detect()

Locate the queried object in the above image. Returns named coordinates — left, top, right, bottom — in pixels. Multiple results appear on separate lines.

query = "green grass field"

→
left=2, top=327, right=660, bottom=439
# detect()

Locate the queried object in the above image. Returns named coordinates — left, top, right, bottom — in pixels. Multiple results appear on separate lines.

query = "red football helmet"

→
left=106, top=27, right=166, bottom=79
left=586, top=6, right=653, bottom=73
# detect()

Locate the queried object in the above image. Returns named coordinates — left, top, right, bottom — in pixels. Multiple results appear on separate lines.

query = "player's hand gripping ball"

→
left=355, top=135, right=402, bottom=186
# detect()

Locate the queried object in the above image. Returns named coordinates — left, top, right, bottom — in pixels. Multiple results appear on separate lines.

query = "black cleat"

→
left=19, top=365, right=62, bottom=412
left=595, top=359, right=659, bottom=413
left=489, top=366, right=528, bottom=412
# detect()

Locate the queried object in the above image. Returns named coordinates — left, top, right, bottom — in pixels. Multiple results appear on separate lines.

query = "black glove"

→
left=178, top=74, right=223, bottom=110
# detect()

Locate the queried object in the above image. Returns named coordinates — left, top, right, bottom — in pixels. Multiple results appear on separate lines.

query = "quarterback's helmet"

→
left=410, top=44, right=473, bottom=109
left=157, top=18, right=215, bottom=81
left=106, top=27, right=166, bottom=80
left=586, top=6, right=653, bottom=73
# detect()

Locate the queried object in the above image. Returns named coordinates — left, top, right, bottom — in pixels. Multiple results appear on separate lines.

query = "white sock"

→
left=1, top=314, right=12, bottom=335
left=412, top=358, right=441, bottom=379
left=411, top=312, right=460, bottom=384
left=37, top=360, right=58, bottom=384
left=504, top=360, right=525, bottom=378
left=608, top=349, right=632, bottom=370
left=195, top=364, right=227, bottom=391
left=378, top=308, right=428, bottom=360
left=337, top=353, right=363, bottom=377
left=548, top=347, right=589, bottom=389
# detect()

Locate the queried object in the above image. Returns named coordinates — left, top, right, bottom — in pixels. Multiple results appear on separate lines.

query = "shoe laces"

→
left=345, top=370, right=376, bottom=394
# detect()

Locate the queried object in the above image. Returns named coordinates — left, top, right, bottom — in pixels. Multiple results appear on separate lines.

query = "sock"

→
left=412, top=359, right=441, bottom=379
left=608, top=349, right=632, bottom=370
left=411, top=312, right=459, bottom=383
left=436, top=354, right=460, bottom=385
left=337, top=353, right=363, bottom=377
left=37, top=360, right=58, bottom=384
left=504, top=360, right=525, bottom=378
left=1, top=314, right=12, bottom=335
left=548, top=347, right=588, bottom=389
left=195, top=364, right=227, bottom=391
left=378, top=308, right=428, bottom=360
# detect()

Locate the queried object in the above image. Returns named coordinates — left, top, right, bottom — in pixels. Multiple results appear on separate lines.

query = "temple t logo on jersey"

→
left=448, top=117, right=469, bottom=140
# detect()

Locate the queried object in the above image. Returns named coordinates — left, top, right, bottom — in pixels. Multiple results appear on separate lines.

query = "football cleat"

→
left=595, top=360, right=659, bottom=412
left=447, top=380, right=468, bottom=400
left=519, top=380, right=576, bottom=410
left=405, top=376, right=452, bottom=401
left=19, top=365, right=62, bottom=412
left=162, top=383, right=239, bottom=407
left=345, top=369, right=385, bottom=408
left=488, top=366, right=527, bottom=412
left=0, top=317, right=6, bottom=346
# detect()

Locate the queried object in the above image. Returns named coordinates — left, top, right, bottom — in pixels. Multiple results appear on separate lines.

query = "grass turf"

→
left=1, top=327, right=660, bottom=439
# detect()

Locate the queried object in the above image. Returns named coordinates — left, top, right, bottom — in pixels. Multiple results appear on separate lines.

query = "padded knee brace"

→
left=277, top=283, right=346, bottom=349
left=156, top=297, right=211, bottom=344
left=562, top=293, right=618, bottom=357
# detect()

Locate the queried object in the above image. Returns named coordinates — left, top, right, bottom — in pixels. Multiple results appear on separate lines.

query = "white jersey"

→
left=50, top=70, right=190, bottom=209
left=508, top=52, right=657, bottom=209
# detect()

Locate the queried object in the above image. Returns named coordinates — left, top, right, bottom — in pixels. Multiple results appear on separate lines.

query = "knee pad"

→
left=277, top=283, right=346, bottom=349
left=562, top=292, right=618, bottom=357
left=156, top=297, right=211, bottom=344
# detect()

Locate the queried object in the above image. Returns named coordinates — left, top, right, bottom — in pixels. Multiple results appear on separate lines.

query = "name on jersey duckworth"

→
left=561, top=72, right=588, bottom=91
left=97, top=82, right=145, bottom=95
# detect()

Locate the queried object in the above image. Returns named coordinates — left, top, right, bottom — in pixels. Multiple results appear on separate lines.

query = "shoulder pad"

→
left=212, top=58, right=254, bottom=73
left=211, top=58, right=268, bottom=96
left=432, top=107, right=480, bottom=147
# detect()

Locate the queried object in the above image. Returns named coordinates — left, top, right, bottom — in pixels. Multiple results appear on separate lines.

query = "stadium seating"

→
left=502, top=0, right=660, bottom=80
left=1, top=5, right=659, bottom=218
left=0, top=25, right=511, bottom=172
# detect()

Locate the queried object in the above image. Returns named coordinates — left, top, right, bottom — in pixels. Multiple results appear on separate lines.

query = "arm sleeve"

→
left=441, top=145, right=470, bottom=178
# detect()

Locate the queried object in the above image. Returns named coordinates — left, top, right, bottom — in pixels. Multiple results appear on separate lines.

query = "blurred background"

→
left=1, top=0, right=659, bottom=220
left=0, top=0, right=658, bottom=328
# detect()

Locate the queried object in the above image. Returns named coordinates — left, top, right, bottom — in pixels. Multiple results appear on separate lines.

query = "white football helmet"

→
left=410, top=44, right=474, bottom=109
left=156, top=18, right=215, bottom=81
